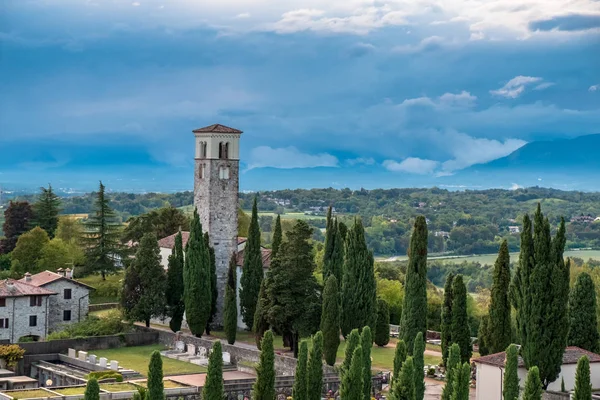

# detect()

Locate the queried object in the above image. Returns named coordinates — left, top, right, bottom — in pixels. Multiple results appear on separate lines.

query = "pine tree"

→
left=202, top=341, right=224, bottom=400
left=391, top=356, right=415, bottom=400
left=573, top=356, right=591, bottom=400
left=253, top=280, right=269, bottom=349
left=568, top=273, right=600, bottom=353
left=400, top=216, right=428, bottom=353
left=451, top=363, right=471, bottom=400
left=240, top=197, right=263, bottom=330
left=183, top=209, right=211, bottom=337
left=253, top=330, right=275, bottom=400
left=488, top=240, right=512, bottom=354
left=204, top=232, right=217, bottom=335
left=361, top=327, right=373, bottom=400
left=271, top=214, right=283, bottom=259
left=321, top=275, right=340, bottom=366
left=503, top=344, right=519, bottom=400
left=392, top=340, right=407, bottom=389
left=477, top=315, right=490, bottom=357
left=82, top=181, right=123, bottom=279
left=442, top=343, right=461, bottom=400
left=375, top=299, right=390, bottom=347
left=441, top=274, right=455, bottom=367
left=413, top=332, right=425, bottom=400
left=84, top=378, right=100, bottom=400
left=341, top=218, right=376, bottom=337
left=341, top=329, right=360, bottom=377
left=0, top=201, right=33, bottom=254
left=340, top=346, right=364, bottom=400
left=166, top=232, right=185, bottom=333
left=147, top=351, right=164, bottom=400
left=224, top=254, right=238, bottom=345
left=33, top=184, right=61, bottom=238
left=307, top=331, right=324, bottom=400
left=292, top=340, right=309, bottom=400
left=451, top=275, right=472, bottom=363
left=522, top=366, right=542, bottom=400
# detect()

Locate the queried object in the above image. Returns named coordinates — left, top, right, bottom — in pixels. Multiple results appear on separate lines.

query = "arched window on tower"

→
left=201, top=142, right=207, bottom=158
left=218, top=142, right=224, bottom=159
left=219, top=166, right=230, bottom=180
left=198, top=163, right=205, bottom=179
left=224, top=142, right=229, bottom=159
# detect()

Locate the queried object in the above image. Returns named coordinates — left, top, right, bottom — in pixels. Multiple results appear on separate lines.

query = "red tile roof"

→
left=158, top=232, right=247, bottom=250
left=473, top=346, right=600, bottom=367
left=19, top=271, right=94, bottom=290
left=0, top=279, right=56, bottom=298
left=192, top=124, right=243, bottom=134
left=237, top=248, right=272, bottom=269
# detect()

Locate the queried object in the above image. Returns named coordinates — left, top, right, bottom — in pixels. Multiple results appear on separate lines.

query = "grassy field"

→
left=78, top=272, right=123, bottom=304
left=92, top=345, right=207, bottom=376
left=255, top=211, right=327, bottom=220
left=3, top=389, right=55, bottom=399
left=380, top=249, right=600, bottom=264
left=99, top=383, right=139, bottom=392
left=52, top=387, right=88, bottom=395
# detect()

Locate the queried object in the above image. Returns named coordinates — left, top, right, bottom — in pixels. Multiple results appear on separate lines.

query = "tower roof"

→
left=193, top=124, right=243, bottom=134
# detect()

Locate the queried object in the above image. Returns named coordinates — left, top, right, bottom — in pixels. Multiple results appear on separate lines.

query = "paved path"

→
left=424, top=378, right=476, bottom=400
left=167, top=371, right=256, bottom=386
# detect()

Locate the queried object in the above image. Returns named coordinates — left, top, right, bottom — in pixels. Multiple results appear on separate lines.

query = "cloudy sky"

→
left=1, top=0, right=599, bottom=191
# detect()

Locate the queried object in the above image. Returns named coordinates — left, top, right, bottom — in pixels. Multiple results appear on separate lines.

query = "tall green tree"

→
left=292, top=340, right=309, bottom=400
left=224, top=254, right=238, bottom=345
left=203, top=341, right=224, bottom=400
left=392, top=340, right=407, bottom=389
left=391, top=356, right=415, bottom=400
left=82, top=182, right=123, bottom=279
left=340, top=346, right=364, bottom=400
left=307, top=331, right=324, bottom=400
left=341, top=329, right=360, bottom=377
left=84, top=378, right=100, bottom=400
left=321, top=275, right=340, bottom=366
left=204, top=232, right=217, bottom=335
left=487, top=240, right=512, bottom=354
left=451, top=363, right=471, bottom=400
left=166, top=232, right=185, bottom=332
left=451, top=275, right=472, bottom=363
left=375, top=299, right=390, bottom=347
left=338, top=222, right=348, bottom=242
left=522, top=366, right=542, bottom=400
left=36, top=237, right=85, bottom=272
left=568, top=273, right=600, bottom=353
left=271, top=215, right=283, bottom=259
left=503, top=344, right=519, bottom=400
left=323, top=209, right=344, bottom=286
left=441, top=274, right=455, bottom=366
left=240, top=197, right=263, bottom=330
left=341, top=218, right=376, bottom=337
left=122, top=206, right=189, bottom=245
left=477, top=315, right=490, bottom=357
left=147, top=351, right=164, bottom=400
left=253, top=280, right=270, bottom=349
left=442, top=343, right=461, bottom=400
left=0, top=201, right=34, bottom=254
left=122, top=233, right=166, bottom=327
left=400, top=216, right=428, bottom=353
left=10, top=227, right=49, bottom=275
left=183, top=209, right=211, bottom=337
left=573, top=356, right=591, bottom=400
left=253, top=330, right=275, bottom=400
left=361, top=327, right=373, bottom=400
left=413, top=332, right=425, bottom=400
left=33, top=184, right=61, bottom=238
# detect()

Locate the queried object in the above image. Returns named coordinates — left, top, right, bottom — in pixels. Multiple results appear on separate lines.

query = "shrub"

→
left=0, top=344, right=25, bottom=370
left=47, top=309, right=129, bottom=340
left=86, top=371, right=124, bottom=382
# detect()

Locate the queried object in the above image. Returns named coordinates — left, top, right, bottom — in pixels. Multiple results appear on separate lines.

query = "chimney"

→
left=65, top=268, right=72, bottom=279
left=24, top=272, right=31, bottom=282
left=57, top=268, right=65, bottom=277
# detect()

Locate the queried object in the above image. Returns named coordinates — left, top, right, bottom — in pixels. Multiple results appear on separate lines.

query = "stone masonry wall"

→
left=0, top=295, right=50, bottom=343
left=41, top=279, right=90, bottom=332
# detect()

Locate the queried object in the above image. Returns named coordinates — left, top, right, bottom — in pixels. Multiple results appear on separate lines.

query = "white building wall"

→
left=160, top=247, right=171, bottom=269
left=0, top=296, right=51, bottom=343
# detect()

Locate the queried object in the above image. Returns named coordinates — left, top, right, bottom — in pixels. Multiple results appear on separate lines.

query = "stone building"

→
left=0, top=279, right=55, bottom=343
left=19, top=270, right=93, bottom=332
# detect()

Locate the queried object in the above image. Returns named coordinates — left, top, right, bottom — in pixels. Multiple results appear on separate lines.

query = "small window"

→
left=29, top=316, right=37, bottom=327
left=63, top=310, right=71, bottom=321
left=30, top=296, right=41, bottom=307
left=64, top=289, right=72, bottom=300
left=219, top=167, right=230, bottom=180
left=0, top=298, right=5, bottom=307
left=198, top=164, right=205, bottom=179
left=0, top=319, right=8, bottom=329
left=201, top=142, right=207, bottom=158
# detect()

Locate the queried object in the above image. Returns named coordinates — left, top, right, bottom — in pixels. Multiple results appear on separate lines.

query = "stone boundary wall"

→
left=543, top=391, right=570, bottom=400
left=89, top=303, right=119, bottom=312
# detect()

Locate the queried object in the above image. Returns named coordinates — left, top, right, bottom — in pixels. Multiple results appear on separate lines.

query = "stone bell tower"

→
left=193, top=123, right=241, bottom=327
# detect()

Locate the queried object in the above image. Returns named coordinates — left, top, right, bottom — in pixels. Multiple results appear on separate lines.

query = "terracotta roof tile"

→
left=0, top=279, right=56, bottom=297
left=473, top=346, right=600, bottom=367
left=237, top=248, right=272, bottom=269
left=19, top=271, right=94, bottom=290
left=192, top=124, right=243, bottom=134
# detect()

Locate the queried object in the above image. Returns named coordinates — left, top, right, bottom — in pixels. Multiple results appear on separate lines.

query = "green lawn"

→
left=52, top=387, right=88, bottom=395
left=78, top=272, right=124, bottom=304
left=91, top=345, right=206, bottom=376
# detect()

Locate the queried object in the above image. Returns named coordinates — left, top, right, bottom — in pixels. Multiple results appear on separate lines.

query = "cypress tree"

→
left=292, top=340, right=309, bottom=400
left=400, top=216, right=428, bottom=353
left=330, top=219, right=345, bottom=287
left=202, top=341, right=224, bottom=400
left=338, top=222, right=348, bottom=242
left=240, top=197, right=263, bottom=330
left=503, top=344, right=519, bottom=400
left=147, top=351, right=164, bottom=400
left=183, top=209, right=211, bottom=337
left=568, top=273, right=600, bottom=353
left=573, top=356, right=591, bottom=400
left=166, top=231, right=185, bottom=333
left=341, top=218, right=376, bottom=337
left=375, top=299, right=390, bottom=347
left=442, top=343, right=461, bottom=400
left=253, top=330, right=275, bottom=400
left=340, top=346, right=363, bottom=400
left=392, top=340, right=407, bottom=389
left=477, top=315, right=490, bottom=357
left=341, top=329, right=360, bottom=377
left=451, top=363, right=471, bottom=400
left=451, top=275, right=472, bottom=364
left=413, top=332, right=425, bottom=400
left=307, top=331, right=324, bottom=400
left=253, top=280, right=269, bottom=350
left=321, top=275, right=340, bottom=366
left=561, top=378, right=566, bottom=393
left=511, top=214, right=533, bottom=348
left=361, top=327, right=373, bottom=400
left=84, top=378, right=100, bottom=400
left=391, top=356, right=415, bottom=400
left=33, top=184, right=61, bottom=238
left=323, top=206, right=335, bottom=280
left=522, top=366, right=542, bottom=400
left=272, top=214, right=282, bottom=259
left=441, top=274, right=455, bottom=366
left=488, top=240, right=512, bottom=354
left=224, top=254, right=238, bottom=345
left=204, top=232, right=217, bottom=335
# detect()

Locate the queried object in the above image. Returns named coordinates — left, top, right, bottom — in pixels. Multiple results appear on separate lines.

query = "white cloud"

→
left=510, top=183, right=522, bottom=190
left=346, top=157, right=376, bottom=166
left=132, top=2, right=140, bottom=6
left=490, top=75, right=543, bottom=98
left=438, top=91, right=477, bottom=108
left=590, top=84, right=599, bottom=92
left=383, top=157, right=439, bottom=174
left=534, top=82, right=555, bottom=90
left=235, top=12, right=251, bottom=19
left=247, top=146, right=339, bottom=170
